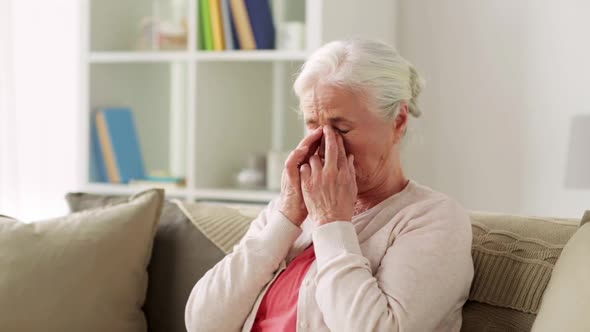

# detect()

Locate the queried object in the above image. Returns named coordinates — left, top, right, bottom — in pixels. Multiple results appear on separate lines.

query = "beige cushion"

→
left=65, top=193, right=233, bottom=332
left=462, top=211, right=579, bottom=332
left=531, top=220, right=590, bottom=332
left=0, top=189, right=164, bottom=332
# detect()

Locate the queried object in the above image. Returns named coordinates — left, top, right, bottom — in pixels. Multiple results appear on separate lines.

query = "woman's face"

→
left=300, top=84, right=407, bottom=194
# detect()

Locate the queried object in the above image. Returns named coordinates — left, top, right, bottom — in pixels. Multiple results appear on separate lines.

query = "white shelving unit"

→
left=79, top=0, right=396, bottom=203
left=89, top=51, right=309, bottom=63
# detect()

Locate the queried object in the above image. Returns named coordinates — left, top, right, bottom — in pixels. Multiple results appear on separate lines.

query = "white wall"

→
left=399, top=0, right=590, bottom=218
left=1, top=0, right=80, bottom=220
left=322, top=0, right=398, bottom=45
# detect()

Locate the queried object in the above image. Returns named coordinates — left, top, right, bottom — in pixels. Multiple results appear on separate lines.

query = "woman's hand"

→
left=279, top=127, right=323, bottom=226
left=300, top=126, right=358, bottom=225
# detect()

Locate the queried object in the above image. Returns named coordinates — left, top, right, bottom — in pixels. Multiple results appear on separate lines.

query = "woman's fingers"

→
left=284, top=146, right=308, bottom=181
left=287, top=127, right=322, bottom=171
left=297, top=127, right=323, bottom=149
left=348, top=154, right=356, bottom=179
left=300, top=163, right=311, bottom=183
left=336, top=134, right=347, bottom=169
left=323, top=126, right=338, bottom=171
left=303, top=135, right=322, bottom=164
left=296, top=127, right=323, bottom=164
left=285, top=146, right=308, bottom=168
left=309, top=155, right=322, bottom=174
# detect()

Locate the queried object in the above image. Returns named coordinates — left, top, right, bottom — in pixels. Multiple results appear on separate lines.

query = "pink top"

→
left=251, top=244, right=316, bottom=332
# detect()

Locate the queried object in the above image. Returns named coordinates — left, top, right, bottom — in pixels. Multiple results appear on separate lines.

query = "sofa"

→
left=1, top=189, right=588, bottom=331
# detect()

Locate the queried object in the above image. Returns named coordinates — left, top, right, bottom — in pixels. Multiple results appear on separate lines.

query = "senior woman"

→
left=185, top=39, right=474, bottom=332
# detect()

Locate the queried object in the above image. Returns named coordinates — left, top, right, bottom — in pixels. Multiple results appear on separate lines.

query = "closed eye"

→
left=335, top=127, right=350, bottom=134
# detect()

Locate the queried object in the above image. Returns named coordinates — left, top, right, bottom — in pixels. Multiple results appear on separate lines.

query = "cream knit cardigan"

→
left=185, top=180, right=474, bottom=332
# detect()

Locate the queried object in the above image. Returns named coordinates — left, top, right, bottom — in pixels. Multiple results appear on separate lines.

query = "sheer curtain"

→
left=0, top=0, right=81, bottom=220
left=0, top=0, right=18, bottom=217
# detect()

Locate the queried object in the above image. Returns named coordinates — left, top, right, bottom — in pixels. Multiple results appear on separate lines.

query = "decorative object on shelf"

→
left=565, top=114, right=590, bottom=189
left=92, top=108, right=146, bottom=184
left=138, top=0, right=188, bottom=50
left=266, top=150, right=290, bottom=191
left=278, top=21, right=305, bottom=51
left=236, top=154, right=266, bottom=189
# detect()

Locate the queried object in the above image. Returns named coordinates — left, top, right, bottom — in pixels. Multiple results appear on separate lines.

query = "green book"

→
left=199, top=0, right=214, bottom=50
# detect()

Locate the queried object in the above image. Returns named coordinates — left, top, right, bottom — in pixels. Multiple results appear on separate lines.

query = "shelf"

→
left=83, top=183, right=191, bottom=198
left=195, top=50, right=308, bottom=62
left=81, top=183, right=278, bottom=203
left=89, top=52, right=191, bottom=63
left=193, top=188, right=278, bottom=202
left=88, top=51, right=308, bottom=63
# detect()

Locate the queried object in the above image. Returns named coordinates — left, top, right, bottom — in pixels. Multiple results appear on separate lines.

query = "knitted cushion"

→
left=462, top=301, right=536, bottom=332
left=174, top=200, right=261, bottom=254
left=461, top=211, right=581, bottom=332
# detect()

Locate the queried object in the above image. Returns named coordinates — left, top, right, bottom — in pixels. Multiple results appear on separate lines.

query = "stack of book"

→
left=92, top=107, right=185, bottom=189
left=199, top=0, right=275, bottom=51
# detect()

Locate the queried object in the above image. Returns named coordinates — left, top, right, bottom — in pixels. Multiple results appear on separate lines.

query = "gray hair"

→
left=294, top=38, right=424, bottom=119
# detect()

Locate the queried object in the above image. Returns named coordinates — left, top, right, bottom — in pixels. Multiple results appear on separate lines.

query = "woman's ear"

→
left=392, top=103, right=409, bottom=142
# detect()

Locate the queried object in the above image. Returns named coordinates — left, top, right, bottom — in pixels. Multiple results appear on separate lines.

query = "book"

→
left=199, top=0, right=214, bottom=50
left=227, top=0, right=241, bottom=49
left=91, top=117, right=107, bottom=182
left=209, top=0, right=225, bottom=50
left=220, top=0, right=235, bottom=50
left=95, top=111, right=120, bottom=183
left=244, top=0, right=275, bottom=49
left=229, top=0, right=256, bottom=50
left=94, top=108, right=146, bottom=184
